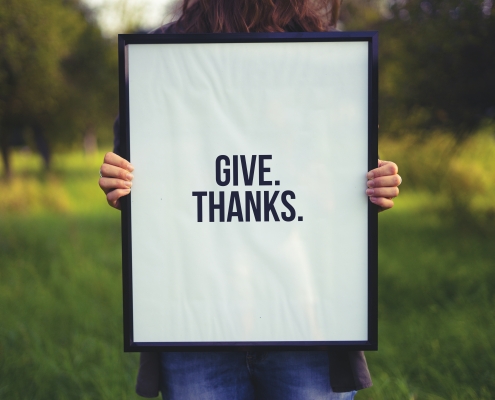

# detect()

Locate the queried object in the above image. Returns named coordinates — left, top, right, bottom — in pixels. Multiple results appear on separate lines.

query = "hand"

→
left=98, top=152, right=134, bottom=210
left=366, top=159, right=401, bottom=212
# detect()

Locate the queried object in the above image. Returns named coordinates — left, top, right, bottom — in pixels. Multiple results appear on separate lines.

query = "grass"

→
left=0, top=214, right=139, bottom=399
left=1, top=147, right=494, bottom=399
left=361, top=203, right=495, bottom=399
left=0, top=150, right=141, bottom=399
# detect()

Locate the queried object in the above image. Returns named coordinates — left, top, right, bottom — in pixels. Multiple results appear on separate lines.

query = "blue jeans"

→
left=160, top=351, right=357, bottom=400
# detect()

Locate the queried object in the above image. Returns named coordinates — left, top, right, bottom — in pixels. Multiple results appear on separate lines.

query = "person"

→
left=99, top=0, right=402, bottom=398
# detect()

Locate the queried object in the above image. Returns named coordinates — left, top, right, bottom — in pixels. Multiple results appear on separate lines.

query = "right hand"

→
left=98, top=152, right=134, bottom=210
left=366, top=159, right=401, bottom=212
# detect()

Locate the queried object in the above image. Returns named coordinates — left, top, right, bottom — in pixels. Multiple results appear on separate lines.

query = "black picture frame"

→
left=119, top=31, right=378, bottom=352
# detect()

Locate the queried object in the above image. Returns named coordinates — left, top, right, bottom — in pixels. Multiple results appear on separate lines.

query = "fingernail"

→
left=367, top=172, right=374, bottom=179
left=126, top=173, right=134, bottom=180
left=367, top=180, right=375, bottom=188
left=370, top=197, right=377, bottom=202
left=128, top=164, right=135, bottom=172
left=366, top=189, right=374, bottom=195
left=125, top=181, right=132, bottom=188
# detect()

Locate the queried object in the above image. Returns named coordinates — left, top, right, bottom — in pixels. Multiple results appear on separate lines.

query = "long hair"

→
left=169, top=0, right=341, bottom=33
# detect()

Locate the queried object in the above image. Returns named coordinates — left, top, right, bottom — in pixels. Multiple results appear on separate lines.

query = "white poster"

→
left=122, top=34, right=377, bottom=347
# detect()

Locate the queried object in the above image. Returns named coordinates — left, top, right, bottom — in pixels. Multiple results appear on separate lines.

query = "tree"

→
left=340, top=0, right=495, bottom=138
left=0, top=0, right=117, bottom=177
left=378, top=0, right=495, bottom=137
left=57, top=3, right=118, bottom=153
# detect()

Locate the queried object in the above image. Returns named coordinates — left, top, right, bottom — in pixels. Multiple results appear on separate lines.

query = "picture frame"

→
left=118, top=31, right=378, bottom=352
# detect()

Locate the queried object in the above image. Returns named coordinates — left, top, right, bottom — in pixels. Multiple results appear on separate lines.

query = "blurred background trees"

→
left=342, top=0, right=495, bottom=139
left=0, top=0, right=118, bottom=176
left=340, top=0, right=495, bottom=221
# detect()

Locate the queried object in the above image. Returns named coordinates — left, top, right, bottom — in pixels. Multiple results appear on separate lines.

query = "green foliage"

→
left=379, top=126, right=495, bottom=228
left=378, top=0, right=495, bottom=137
left=341, top=0, right=495, bottom=138
left=340, top=0, right=386, bottom=30
left=58, top=7, right=118, bottom=149
left=0, top=0, right=117, bottom=162
left=0, top=0, right=81, bottom=122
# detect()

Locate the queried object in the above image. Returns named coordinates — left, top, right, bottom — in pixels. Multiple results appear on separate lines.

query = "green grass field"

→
left=1, top=149, right=494, bottom=399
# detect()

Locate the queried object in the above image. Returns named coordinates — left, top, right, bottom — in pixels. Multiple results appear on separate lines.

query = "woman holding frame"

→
left=99, top=0, right=402, bottom=398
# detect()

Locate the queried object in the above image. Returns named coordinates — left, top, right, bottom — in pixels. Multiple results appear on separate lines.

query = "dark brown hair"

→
left=169, top=0, right=341, bottom=33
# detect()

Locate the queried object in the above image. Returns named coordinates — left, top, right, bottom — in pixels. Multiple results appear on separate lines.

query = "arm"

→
left=366, top=159, right=401, bottom=212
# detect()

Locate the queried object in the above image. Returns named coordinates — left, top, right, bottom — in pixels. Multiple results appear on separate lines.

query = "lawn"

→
left=0, top=150, right=493, bottom=399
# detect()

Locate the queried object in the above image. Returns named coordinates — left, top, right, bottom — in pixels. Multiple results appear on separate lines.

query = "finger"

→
left=367, top=160, right=398, bottom=179
left=100, top=163, right=134, bottom=181
left=367, top=174, right=402, bottom=188
left=108, top=198, right=121, bottom=210
left=103, top=152, right=134, bottom=172
left=369, top=196, right=394, bottom=210
left=106, top=188, right=131, bottom=209
left=99, top=177, right=132, bottom=194
left=378, top=159, right=394, bottom=168
left=366, top=187, right=399, bottom=198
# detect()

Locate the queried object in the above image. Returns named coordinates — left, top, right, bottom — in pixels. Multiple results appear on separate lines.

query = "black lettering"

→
left=209, top=191, right=225, bottom=222
left=259, top=155, right=272, bottom=186
left=241, top=155, right=257, bottom=186
left=215, top=155, right=230, bottom=186
left=192, top=191, right=207, bottom=222
left=281, top=190, right=296, bottom=221
left=233, top=155, right=238, bottom=186
left=264, top=191, right=280, bottom=221
left=245, top=191, right=261, bottom=222
left=227, top=191, right=243, bottom=221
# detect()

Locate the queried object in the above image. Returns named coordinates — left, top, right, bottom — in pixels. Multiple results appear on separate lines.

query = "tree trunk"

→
left=33, top=125, right=51, bottom=171
left=0, top=133, right=12, bottom=179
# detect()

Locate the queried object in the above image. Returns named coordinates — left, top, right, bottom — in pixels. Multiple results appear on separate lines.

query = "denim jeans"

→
left=160, top=351, right=357, bottom=400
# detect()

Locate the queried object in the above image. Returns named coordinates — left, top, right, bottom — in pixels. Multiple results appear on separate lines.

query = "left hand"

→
left=98, top=152, right=134, bottom=210
left=366, top=159, right=401, bottom=211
